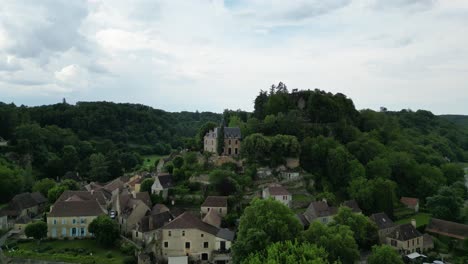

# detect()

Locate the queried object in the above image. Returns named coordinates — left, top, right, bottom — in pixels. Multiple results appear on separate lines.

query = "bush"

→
left=105, top=251, right=113, bottom=258
left=120, top=241, right=137, bottom=256
left=123, top=256, right=137, bottom=264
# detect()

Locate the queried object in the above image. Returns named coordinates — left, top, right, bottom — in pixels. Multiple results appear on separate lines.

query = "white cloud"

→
left=0, top=0, right=467, bottom=114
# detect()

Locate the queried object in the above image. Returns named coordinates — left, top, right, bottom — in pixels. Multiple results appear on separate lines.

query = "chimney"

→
left=411, top=219, right=416, bottom=228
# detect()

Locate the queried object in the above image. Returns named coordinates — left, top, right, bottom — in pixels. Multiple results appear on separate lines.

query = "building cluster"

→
left=203, top=127, right=241, bottom=156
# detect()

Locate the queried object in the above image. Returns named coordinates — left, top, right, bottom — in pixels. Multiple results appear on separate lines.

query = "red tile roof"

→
left=268, top=186, right=290, bottom=196
left=400, top=197, right=419, bottom=207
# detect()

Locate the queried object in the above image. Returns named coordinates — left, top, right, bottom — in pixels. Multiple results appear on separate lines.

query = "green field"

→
left=5, top=239, right=128, bottom=264
left=395, top=213, right=431, bottom=228
left=142, top=154, right=168, bottom=170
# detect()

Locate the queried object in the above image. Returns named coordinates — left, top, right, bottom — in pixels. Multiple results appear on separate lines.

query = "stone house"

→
left=280, top=171, right=301, bottom=182
left=117, top=190, right=152, bottom=235
left=369, top=212, right=397, bottom=244
left=262, top=185, right=292, bottom=208
left=132, top=208, right=174, bottom=245
left=151, top=173, right=174, bottom=199
left=386, top=222, right=424, bottom=254
left=303, top=201, right=338, bottom=225
left=160, top=212, right=234, bottom=263
left=400, top=197, right=419, bottom=212
left=204, top=127, right=241, bottom=156
left=342, top=200, right=362, bottom=214
left=47, top=197, right=107, bottom=239
left=201, top=196, right=228, bottom=217
left=0, top=192, right=47, bottom=230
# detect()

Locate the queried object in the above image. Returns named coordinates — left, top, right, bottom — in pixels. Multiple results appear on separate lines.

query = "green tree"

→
left=333, top=207, right=378, bottom=249
left=414, top=164, right=446, bottom=200
left=172, top=156, right=184, bottom=169
left=366, top=157, right=391, bottom=179
left=32, top=178, right=56, bottom=197
left=62, top=145, right=79, bottom=171
left=426, top=185, right=464, bottom=221
left=440, top=163, right=465, bottom=183
left=302, top=222, right=359, bottom=264
left=47, top=185, right=68, bottom=203
left=60, top=179, right=79, bottom=190
left=367, top=245, right=404, bottom=264
left=217, top=126, right=225, bottom=155
left=270, top=135, right=301, bottom=166
left=25, top=221, right=48, bottom=243
left=241, top=133, right=271, bottom=164
left=140, top=178, right=155, bottom=194
left=233, top=199, right=302, bottom=262
left=89, top=153, right=110, bottom=182
left=242, top=241, right=331, bottom=264
left=88, top=215, right=120, bottom=247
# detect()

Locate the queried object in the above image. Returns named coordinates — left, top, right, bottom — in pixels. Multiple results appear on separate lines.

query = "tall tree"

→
left=367, top=245, right=404, bottom=264
left=217, top=126, right=225, bottom=155
left=88, top=215, right=120, bottom=247
left=25, top=221, right=48, bottom=243
left=333, top=207, right=378, bottom=249
left=89, top=153, right=110, bottom=182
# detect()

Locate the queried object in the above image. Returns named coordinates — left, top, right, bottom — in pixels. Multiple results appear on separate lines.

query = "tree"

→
left=209, top=169, right=239, bottom=196
left=440, top=163, right=465, bottom=183
left=32, top=178, right=56, bottom=197
left=88, top=215, right=120, bottom=247
left=62, top=145, right=79, bottom=171
left=89, top=153, right=110, bottom=182
left=47, top=185, right=68, bottom=203
left=25, top=221, right=48, bottom=243
left=233, top=199, right=302, bottom=262
left=242, top=241, right=331, bottom=264
left=414, top=164, right=446, bottom=200
left=241, top=133, right=271, bottom=164
left=426, top=185, right=464, bottom=221
left=270, top=135, right=301, bottom=166
left=172, top=156, right=184, bottom=169
left=217, top=125, right=225, bottom=155
left=60, top=179, right=79, bottom=190
left=366, top=157, right=391, bottom=179
left=367, top=245, right=404, bottom=264
left=140, top=178, right=154, bottom=194
left=333, top=207, right=378, bottom=249
left=302, top=222, right=359, bottom=264
left=348, top=177, right=397, bottom=218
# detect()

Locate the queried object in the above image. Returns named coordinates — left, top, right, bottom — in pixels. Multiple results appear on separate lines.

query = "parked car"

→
left=109, top=210, right=116, bottom=219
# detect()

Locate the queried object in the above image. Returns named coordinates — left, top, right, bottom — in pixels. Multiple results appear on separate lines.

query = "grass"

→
left=4, top=239, right=127, bottom=264
left=0, top=203, right=7, bottom=210
left=142, top=154, right=168, bottom=170
left=395, top=212, right=431, bottom=228
left=292, top=194, right=314, bottom=203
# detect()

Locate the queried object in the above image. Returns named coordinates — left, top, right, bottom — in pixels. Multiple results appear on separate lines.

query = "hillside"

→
left=440, top=114, right=468, bottom=130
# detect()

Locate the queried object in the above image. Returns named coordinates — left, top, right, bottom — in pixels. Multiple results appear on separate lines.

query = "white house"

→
left=262, top=185, right=292, bottom=208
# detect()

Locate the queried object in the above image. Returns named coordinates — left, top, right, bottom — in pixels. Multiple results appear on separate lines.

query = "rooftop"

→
left=267, top=186, right=290, bottom=196
left=201, top=196, right=228, bottom=208
left=369, top=212, right=395, bottom=230
left=426, top=218, right=468, bottom=240
left=343, top=200, right=362, bottom=213
left=387, top=223, right=422, bottom=241
left=400, top=197, right=419, bottom=207
left=49, top=200, right=106, bottom=217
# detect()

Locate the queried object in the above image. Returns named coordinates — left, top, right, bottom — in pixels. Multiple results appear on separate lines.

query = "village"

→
left=0, top=126, right=467, bottom=264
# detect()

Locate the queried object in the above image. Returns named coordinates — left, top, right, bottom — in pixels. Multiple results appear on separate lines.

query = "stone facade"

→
left=204, top=127, right=241, bottom=156
left=47, top=216, right=98, bottom=239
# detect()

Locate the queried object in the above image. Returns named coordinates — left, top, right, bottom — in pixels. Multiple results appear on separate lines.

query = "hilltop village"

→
left=0, top=87, right=467, bottom=264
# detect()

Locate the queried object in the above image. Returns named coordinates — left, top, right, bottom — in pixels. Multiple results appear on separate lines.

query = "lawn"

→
left=4, top=239, right=128, bottom=264
left=142, top=154, right=168, bottom=170
left=395, top=213, right=431, bottom=228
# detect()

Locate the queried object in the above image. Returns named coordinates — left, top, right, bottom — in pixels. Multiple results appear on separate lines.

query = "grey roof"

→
left=369, top=212, right=395, bottom=230
left=343, top=200, right=362, bottom=213
left=296, top=213, right=309, bottom=227
left=216, top=228, right=235, bottom=241
left=387, top=223, right=422, bottom=241
left=151, top=204, right=170, bottom=215
left=304, top=201, right=337, bottom=221
left=268, top=186, right=290, bottom=196
left=57, top=190, right=107, bottom=206
left=11, top=192, right=46, bottom=210
left=201, top=196, right=228, bottom=208
left=158, top=174, right=173, bottom=189
left=49, top=200, right=106, bottom=217
left=426, top=218, right=468, bottom=240
left=206, top=127, right=242, bottom=139
left=137, top=211, right=174, bottom=232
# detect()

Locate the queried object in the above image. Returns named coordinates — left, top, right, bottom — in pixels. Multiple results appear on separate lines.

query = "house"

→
left=202, top=210, right=222, bottom=228
left=117, top=190, right=152, bottom=235
left=151, top=173, right=173, bottom=199
left=132, top=210, right=174, bottom=245
left=0, top=136, right=7, bottom=147
left=201, top=196, right=228, bottom=217
left=204, top=127, right=241, bottom=156
left=369, top=212, right=397, bottom=243
left=280, top=170, right=301, bottom=182
left=262, top=185, right=292, bottom=208
left=342, top=200, right=362, bottom=214
left=0, top=192, right=48, bottom=229
left=386, top=222, right=424, bottom=254
left=160, top=212, right=234, bottom=263
left=426, top=218, right=468, bottom=248
left=57, top=190, right=107, bottom=208
left=422, top=233, right=434, bottom=251
left=47, top=195, right=107, bottom=239
left=303, top=201, right=338, bottom=224
left=168, top=256, right=188, bottom=264
left=400, top=197, right=419, bottom=212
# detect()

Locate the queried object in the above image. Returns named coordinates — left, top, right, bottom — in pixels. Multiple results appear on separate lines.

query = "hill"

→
left=440, top=115, right=468, bottom=130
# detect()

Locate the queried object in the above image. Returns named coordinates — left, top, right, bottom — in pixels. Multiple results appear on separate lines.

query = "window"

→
left=391, top=240, right=397, bottom=246
left=185, top=242, right=190, bottom=249
left=417, top=238, right=419, bottom=245
left=283, top=195, right=287, bottom=200
left=235, top=148, right=238, bottom=155
left=168, top=231, right=171, bottom=237
left=72, top=228, right=77, bottom=236
left=80, top=228, right=85, bottom=236
left=407, top=241, right=409, bottom=247
left=204, top=242, right=209, bottom=248
left=412, top=240, right=414, bottom=246
left=164, top=242, right=168, bottom=248
left=72, top=219, right=76, bottom=224
left=80, top=218, right=85, bottom=224
left=235, top=140, right=238, bottom=144
left=201, top=233, right=204, bottom=237
left=182, top=230, right=185, bottom=236
left=219, top=208, right=222, bottom=213
left=322, top=218, right=328, bottom=224
left=207, top=208, right=210, bottom=211
left=201, top=253, right=208, bottom=261
left=62, top=219, right=66, bottom=224
left=229, top=140, right=231, bottom=144
left=53, top=219, right=57, bottom=225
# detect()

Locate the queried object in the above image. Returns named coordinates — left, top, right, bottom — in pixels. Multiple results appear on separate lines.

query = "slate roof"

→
left=104, top=178, right=125, bottom=192
left=206, top=127, right=242, bottom=139
left=151, top=204, right=170, bottom=215
left=400, top=197, right=419, bottom=207
left=216, top=228, right=235, bottom=241
left=201, top=196, right=228, bottom=208
left=57, top=190, right=107, bottom=207
left=304, top=201, right=337, bottom=221
left=426, top=218, right=468, bottom=240
left=9, top=192, right=47, bottom=212
left=137, top=211, right=174, bottom=233
left=369, top=212, right=395, bottom=230
left=267, top=186, right=290, bottom=196
left=343, top=200, right=362, bottom=213
left=296, top=213, right=310, bottom=227
left=387, top=223, right=422, bottom=241
left=135, top=192, right=152, bottom=208
left=157, top=174, right=173, bottom=189
left=162, top=212, right=221, bottom=237
left=49, top=200, right=106, bottom=217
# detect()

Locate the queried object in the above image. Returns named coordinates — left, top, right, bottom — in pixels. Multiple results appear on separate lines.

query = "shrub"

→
left=105, top=251, right=113, bottom=258
left=123, top=256, right=137, bottom=264
left=120, top=241, right=137, bottom=256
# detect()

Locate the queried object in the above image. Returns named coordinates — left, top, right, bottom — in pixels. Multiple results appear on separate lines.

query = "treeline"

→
left=230, top=83, right=468, bottom=221
left=0, top=101, right=221, bottom=202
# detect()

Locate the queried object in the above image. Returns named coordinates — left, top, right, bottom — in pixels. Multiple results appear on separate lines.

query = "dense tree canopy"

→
left=25, top=221, right=48, bottom=242
left=88, top=215, right=120, bottom=247
left=367, top=245, right=404, bottom=264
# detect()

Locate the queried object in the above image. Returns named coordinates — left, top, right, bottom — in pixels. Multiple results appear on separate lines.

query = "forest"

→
left=0, top=101, right=220, bottom=202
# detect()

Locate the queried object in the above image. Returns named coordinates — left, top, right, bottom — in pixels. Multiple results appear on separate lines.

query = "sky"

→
left=0, top=0, right=467, bottom=114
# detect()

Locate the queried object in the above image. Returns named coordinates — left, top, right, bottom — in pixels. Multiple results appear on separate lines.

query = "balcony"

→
left=212, top=249, right=231, bottom=262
